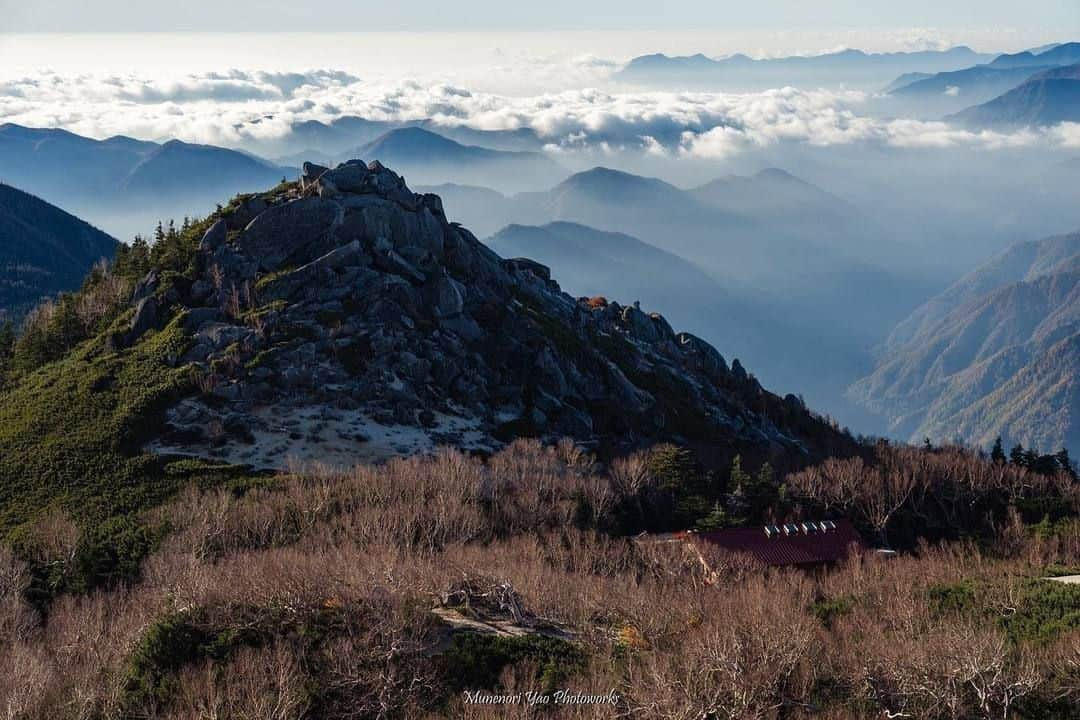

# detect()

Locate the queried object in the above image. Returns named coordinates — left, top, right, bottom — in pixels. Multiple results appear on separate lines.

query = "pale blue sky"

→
left=2, top=0, right=1078, bottom=35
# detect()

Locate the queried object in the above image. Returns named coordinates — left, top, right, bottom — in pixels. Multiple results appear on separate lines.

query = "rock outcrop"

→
left=145, top=160, right=843, bottom=469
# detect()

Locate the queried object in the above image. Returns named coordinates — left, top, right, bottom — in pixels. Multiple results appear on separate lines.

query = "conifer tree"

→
left=991, top=437, right=1006, bottom=464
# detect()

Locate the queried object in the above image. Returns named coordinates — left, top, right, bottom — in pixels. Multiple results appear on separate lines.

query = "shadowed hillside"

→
left=0, top=183, right=118, bottom=321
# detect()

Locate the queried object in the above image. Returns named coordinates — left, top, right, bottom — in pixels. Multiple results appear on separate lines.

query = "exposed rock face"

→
left=147, top=160, right=842, bottom=469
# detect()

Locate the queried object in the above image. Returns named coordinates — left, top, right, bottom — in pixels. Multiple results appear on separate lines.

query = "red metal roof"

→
left=691, top=520, right=864, bottom=567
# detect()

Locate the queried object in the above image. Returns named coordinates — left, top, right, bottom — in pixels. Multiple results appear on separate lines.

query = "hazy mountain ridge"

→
left=887, top=42, right=1080, bottom=116
left=851, top=231, right=1080, bottom=454
left=0, top=123, right=292, bottom=239
left=0, top=183, right=118, bottom=320
left=484, top=220, right=906, bottom=440
left=260, top=116, right=546, bottom=161
left=884, top=231, right=1080, bottom=350
left=947, top=63, right=1080, bottom=127
left=352, top=127, right=564, bottom=192
left=122, top=139, right=289, bottom=198
left=441, top=165, right=896, bottom=288
left=615, top=46, right=992, bottom=90
left=890, top=64, right=1055, bottom=101
left=435, top=165, right=924, bottom=339
left=986, top=42, right=1080, bottom=69
left=426, top=165, right=935, bottom=422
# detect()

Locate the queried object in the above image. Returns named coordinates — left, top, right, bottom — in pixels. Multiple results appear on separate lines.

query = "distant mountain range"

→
left=258, top=117, right=545, bottom=162
left=984, top=42, right=1080, bottom=70
left=428, top=166, right=920, bottom=327
left=0, top=183, right=117, bottom=321
left=460, top=167, right=934, bottom=423
left=121, top=139, right=287, bottom=200
left=0, top=123, right=291, bottom=239
left=487, top=220, right=756, bottom=343
left=888, top=42, right=1080, bottom=118
left=0, top=123, right=564, bottom=238
left=489, top=221, right=718, bottom=303
left=614, top=46, right=993, bottom=90
left=947, top=63, right=1080, bottom=128
left=352, top=127, right=564, bottom=192
left=484, top=220, right=883, bottom=426
left=850, top=231, right=1080, bottom=455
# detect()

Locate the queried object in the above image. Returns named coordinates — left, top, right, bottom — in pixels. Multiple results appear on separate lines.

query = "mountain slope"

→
left=884, top=231, right=1080, bottom=350
left=0, top=183, right=118, bottom=320
left=985, top=42, right=1080, bottom=70
left=888, top=43, right=1080, bottom=115
left=889, top=65, right=1057, bottom=112
left=253, top=117, right=544, bottom=160
left=487, top=221, right=718, bottom=300
left=414, top=183, right=509, bottom=235
left=430, top=166, right=929, bottom=420
left=125, top=159, right=852, bottom=471
left=351, top=127, right=563, bottom=191
left=121, top=140, right=288, bottom=200
left=0, top=124, right=155, bottom=203
left=947, top=63, right=1080, bottom=127
left=483, top=221, right=867, bottom=401
left=507, top=167, right=923, bottom=337
left=508, top=167, right=725, bottom=246
left=485, top=220, right=758, bottom=345
left=688, top=168, right=872, bottom=256
left=850, top=231, right=1080, bottom=454
left=615, top=46, right=991, bottom=90
left=0, top=124, right=292, bottom=239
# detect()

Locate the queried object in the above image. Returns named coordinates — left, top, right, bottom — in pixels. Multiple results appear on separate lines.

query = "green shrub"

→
left=122, top=610, right=214, bottom=711
left=439, top=633, right=586, bottom=693
left=810, top=596, right=855, bottom=629
left=927, top=580, right=979, bottom=617
left=1001, top=580, right=1080, bottom=644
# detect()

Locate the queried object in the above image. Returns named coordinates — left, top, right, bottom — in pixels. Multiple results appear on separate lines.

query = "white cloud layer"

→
left=0, top=69, right=1075, bottom=159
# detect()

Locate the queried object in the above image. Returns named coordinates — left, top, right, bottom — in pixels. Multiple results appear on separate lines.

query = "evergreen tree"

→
left=1010, top=443, right=1026, bottom=466
left=695, top=501, right=731, bottom=531
left=1055, top=448, right=1077, bottom=481
left=0, top=321, right=14, bottom=359
left=0, top=320, right=14, bottom=378
left=990, top=437, right=1006, bottom=464
left=728, top=454, right=750, bottom=488
left=647, top=445, right=698, bottom=493
left=723, top=483, right=749, bottom=525
left=742, top=461, right=779, bottom=521
left=721, top=455, right=753, bottom=524
left=644, top=444, right=709, bottom=531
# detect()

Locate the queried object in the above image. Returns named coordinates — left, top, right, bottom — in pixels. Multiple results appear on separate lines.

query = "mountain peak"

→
left=558, top=166, right=676, bottom=192
left=753, top=167, right=799, bottom=182
left=373, top=126, right=451, bottom=143
left=137, top=160, right=846, bottom=469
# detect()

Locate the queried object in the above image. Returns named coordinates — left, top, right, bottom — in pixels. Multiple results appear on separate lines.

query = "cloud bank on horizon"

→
left=2, top=68, right=1079, bottom=160
left=3, top=0, right=1077, bottom=36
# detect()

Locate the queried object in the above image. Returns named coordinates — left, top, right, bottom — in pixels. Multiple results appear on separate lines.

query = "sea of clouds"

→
left=2, top=66, right=1078, bottom=159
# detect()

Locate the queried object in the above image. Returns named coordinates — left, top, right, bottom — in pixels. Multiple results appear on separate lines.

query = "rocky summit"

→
left=126, top=159, right=839, bottom=470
